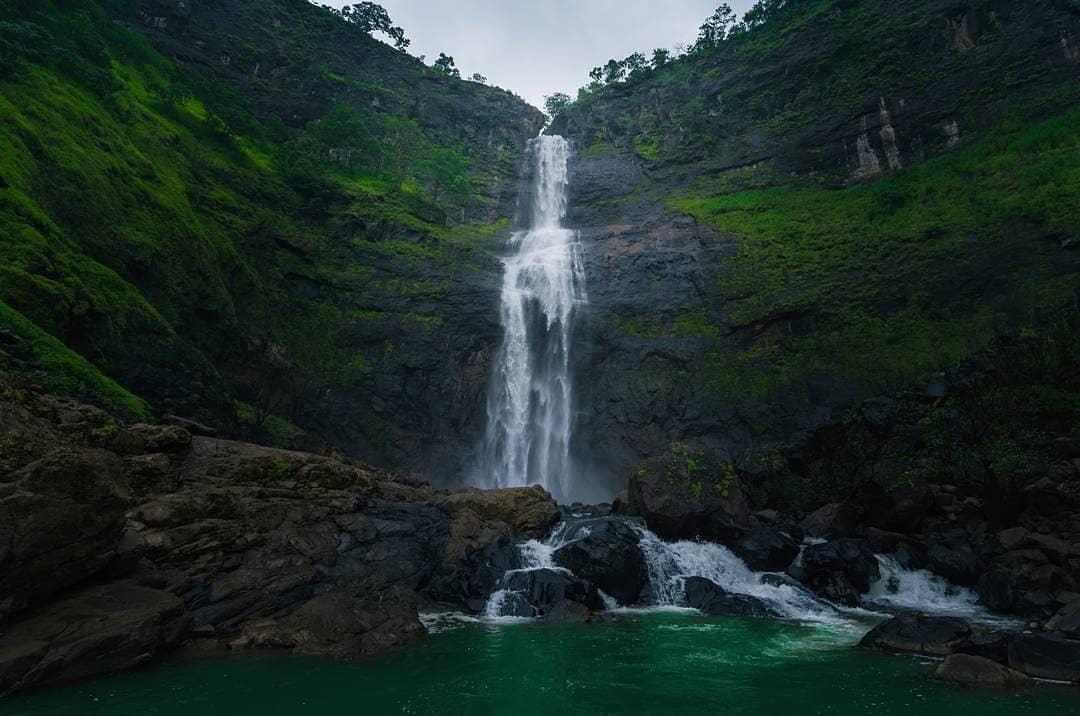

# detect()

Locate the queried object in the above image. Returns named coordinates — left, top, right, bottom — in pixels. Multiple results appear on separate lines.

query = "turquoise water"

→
left=3, top=611, right=1078, bottom=715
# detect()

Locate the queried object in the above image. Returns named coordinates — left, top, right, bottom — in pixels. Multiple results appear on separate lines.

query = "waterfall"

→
left=473, top=135, right=586, bottom=502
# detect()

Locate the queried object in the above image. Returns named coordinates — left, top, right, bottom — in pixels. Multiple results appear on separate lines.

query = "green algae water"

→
left=3, top=612, right=1078, bottom=715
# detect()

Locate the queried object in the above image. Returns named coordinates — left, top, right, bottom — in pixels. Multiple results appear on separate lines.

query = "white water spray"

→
left=473, top=135, right=585, bottom=501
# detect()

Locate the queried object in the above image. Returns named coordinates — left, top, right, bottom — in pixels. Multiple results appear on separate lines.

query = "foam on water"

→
left=478, top=517, right=993, bottom=633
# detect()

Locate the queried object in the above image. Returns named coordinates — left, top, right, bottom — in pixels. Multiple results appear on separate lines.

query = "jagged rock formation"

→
left=0, top=385, right=558, bottom=694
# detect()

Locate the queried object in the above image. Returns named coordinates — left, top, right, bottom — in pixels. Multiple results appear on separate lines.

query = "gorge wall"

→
left=553, top=0, right=1080, bottom=492
left=0, top=0, right=543, bottom=485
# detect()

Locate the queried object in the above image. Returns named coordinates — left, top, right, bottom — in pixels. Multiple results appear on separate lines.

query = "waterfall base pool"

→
left=4, top=612, right=1077, bottom=715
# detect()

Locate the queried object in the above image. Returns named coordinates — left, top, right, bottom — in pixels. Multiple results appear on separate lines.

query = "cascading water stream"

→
left=473, top=135, right=585, bottom=502
left=480, top=516, right=996, bottom=629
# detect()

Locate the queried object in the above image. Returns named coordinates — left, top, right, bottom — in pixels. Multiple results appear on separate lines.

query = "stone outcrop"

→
left=859, top=613, right=973, bottom=656
left=935, top=654, right=1033, bottom=688
left=552, top=518, right=648, bottom=606
left=788, top=539, right=880, bottom=606
left=0, top=581, right=189, bottom=694
left=626, top=454, right=750, bottom=542
left=0, top=389, right=563, bottom=694
left=683, top=576, right=775, bottom=618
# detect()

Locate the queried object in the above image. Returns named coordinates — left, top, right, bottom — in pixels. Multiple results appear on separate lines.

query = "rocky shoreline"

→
left=2, top=386, right=1079, bottom=696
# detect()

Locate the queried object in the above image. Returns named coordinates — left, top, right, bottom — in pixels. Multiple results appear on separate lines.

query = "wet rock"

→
left=923, top=531, right=980, bottom=586
left=935, top=654, right=1033, bottom=687
left=1008, top=633, right=1080, bottom=682
left=439, top=486, right=560, bottom=540
left=977, top=552, right=1075, bottom=618
left=553, top=519, right=647, bottom=605
left=1047, top=601, right=1080, bottom=638
left=859, top=613, right=972, bottom=655
left=731, top=526, right=800, bottom=572
left=429, top=509, right=520, bottom=608
left=501, top=569, right=604, bottom=617
left=0, top=581, right=189, bottom=694
left=494, top=591, right=534, bottom=618
left=953, top=631, right=1015, bottom=664
left=231, top=589, right=425, bottom=658
left=543, top=600, right=593, bottom=623
left=800, top=502, right=861, bottom=539
left=788, top=539, right=880, bottom=606
left=628, top=460, right=750, bottom=542
left=760, top=572, right=806, bottom=590
left=0, top=449, right=131, bottom=621
left=683, top=576, right=776, bottom=618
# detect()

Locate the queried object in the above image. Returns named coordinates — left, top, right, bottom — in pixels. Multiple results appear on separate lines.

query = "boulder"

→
left=429, top=509, right=521, bottom=609
left=953, top=631, right=1015, bottom=664
left=231, top=589, right=425, bottom=658
left=731, top=526, right=800, bottom=572
left=543, top=600, right=593, bottom=623
left=789, top=539, right=880, bottom=606
left=859, top=613, right=972, bottom=655
left=800, top=502, right=861, bottom=539
left=500, top=569, right=604, bottom=617
left=977, top=552, right=1076, bottom=618
left=627, top=453, right=750, bottom=542
left=553, top=519, right=647, bottom=605
left=683, top=576, right=776, bottom=618
left=935, top=654, right=1033, bottom=687
left=0, top=581, right=189, bottom=694
left=1047, top=601, right=1080, bottom=638
left=1008, top=633, right=1080, bottom=682
left=0, top=449, right=131, bottom=621
left=924, top=531, right=980, bottom=586
left=439, top=486, right=560, bottom=539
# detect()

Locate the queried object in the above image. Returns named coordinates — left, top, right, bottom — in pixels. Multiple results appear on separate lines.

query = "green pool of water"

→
left=3, top=611, right=1078, bottom=715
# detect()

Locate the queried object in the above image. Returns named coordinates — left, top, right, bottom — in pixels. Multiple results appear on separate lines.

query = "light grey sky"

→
left=322, top=1, right=754, bottom=109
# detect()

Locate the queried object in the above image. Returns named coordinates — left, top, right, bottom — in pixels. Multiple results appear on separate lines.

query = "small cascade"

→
left=632, top=527, right=837, bottom=621
left=482, top=521, right=584, bottom=620
left=864, top=555, right=984, bottom=617
left=481, top=517, right=993, bottom=626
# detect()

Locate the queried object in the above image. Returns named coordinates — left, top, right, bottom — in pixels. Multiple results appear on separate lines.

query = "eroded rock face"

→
left=1008, top=634, right=1080, bottom=682
left=231, top=588, right=426, bottom=658
left=0, top=581, right=189, bottom=695
left=438, top=486, right=560, bottom=540
left=788, top=539, right=880, bottom=606
left=859, top=613, right=972, bottom=656
left=0, top=393, right=573, bottom=694
left=935, top=654, right=1033, bottom=688
left=627, top=458, right=750, bottom=543
left=731, top=527, right=800, bottom=572
left=0, top=449, right=131, bottom=621
left=501, top=568, right=604, bottom=617
left=553, top=519, right=647, bottom=605
left=683, top=576, right=775, bottom=618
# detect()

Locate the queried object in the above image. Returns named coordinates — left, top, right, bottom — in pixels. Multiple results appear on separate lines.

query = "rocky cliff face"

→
left=0, top=0, right=544, bottom=485
left=0, top=384, right=559, bottom=693
left=553, top=0, right=1080, bottom=493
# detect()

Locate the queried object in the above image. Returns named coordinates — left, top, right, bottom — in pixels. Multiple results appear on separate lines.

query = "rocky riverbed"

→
left=2, top=385, right=1079, bottom=695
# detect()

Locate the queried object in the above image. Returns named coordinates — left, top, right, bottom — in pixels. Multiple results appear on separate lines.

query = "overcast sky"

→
left=321, top=1, right=755, bottom=109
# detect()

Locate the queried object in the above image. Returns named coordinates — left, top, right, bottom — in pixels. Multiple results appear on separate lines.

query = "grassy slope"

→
left=672, top=103, right=1080, bottom=402
left=0, top=1, right=536, bottom=440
